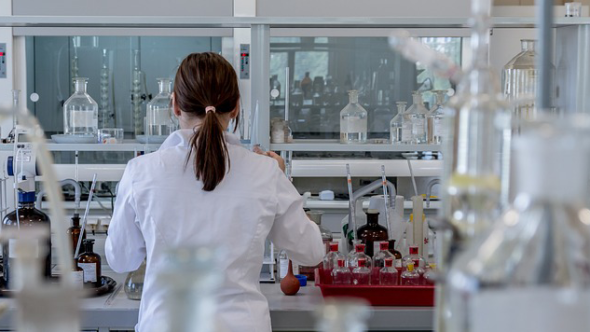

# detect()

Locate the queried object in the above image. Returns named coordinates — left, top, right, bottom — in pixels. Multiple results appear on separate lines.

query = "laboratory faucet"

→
left=36, top=179, right=81, bottom=211
left=426, top=178, right=441, bottom=208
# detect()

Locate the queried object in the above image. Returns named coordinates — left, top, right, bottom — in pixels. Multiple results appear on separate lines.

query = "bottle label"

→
left=433, top=118, right=443, bottom=137
left=472, top=289, right=590, bottom=332
left=71, top=111, right=97, bottom=128
left=402, top=122, right=412, bottom=141
left=78, top=263, right=98, bottom=283
left=71, top=270, right=84, bottom=289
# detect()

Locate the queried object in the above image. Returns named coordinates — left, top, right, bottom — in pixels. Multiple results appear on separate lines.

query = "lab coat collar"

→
left=159, top=129, right=242, bottom=150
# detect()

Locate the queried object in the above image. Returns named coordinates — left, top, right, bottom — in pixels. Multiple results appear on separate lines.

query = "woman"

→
left=105, top=52, right=325, bottom=332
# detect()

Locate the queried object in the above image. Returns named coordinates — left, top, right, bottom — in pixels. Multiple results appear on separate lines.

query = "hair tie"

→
left=205, top=106, right=216, bottom=114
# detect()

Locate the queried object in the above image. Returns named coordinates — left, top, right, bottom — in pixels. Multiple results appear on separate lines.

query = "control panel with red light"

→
left=240, top=44, right=250, bottom=79
left=0, top=44, right=5, bottom=78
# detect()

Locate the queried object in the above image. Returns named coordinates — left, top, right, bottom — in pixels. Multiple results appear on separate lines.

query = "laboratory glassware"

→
left=278, top=250, right=289, bottom=280
left=423, top=263, right=437, bottom=285
left=390, top=101, right=410, bottom=144
left=371, top=59, right=395, bottom=138
left=63, top=77, right=98, bottom=137
left=373, top=242, right=396, bottom=284
left=99, top=49, right=114, bottom=129
left=351, top=258, right=371, bottom=285
left=347, top=243, right=373, bottom=271
left=565, top=1, right=582, bottom=16
left=132, top=49, right=149, bottom=136
left=379, top=258, right=398, bottom=285
left=301, top=72, right=312, bottom=99
left=146, top=78, right=174, bottom=137
left=66, top=213, right=85, bottom=253
left=315, top=298, right=370, bottom=332
left=125, top=261, right=146, bottom=300
left=401, top=262, right=420, bottom=285
left=388, top=240, right=403, bottom=260
left=502, top=39, right=538, bottom=125
left=2, top=191, right=51, bottom=289
left=340, top=90, right=368, bottom=144
left=402, top=246, right=427, bottom=275
left=446, top=116, right=590, bottom=332
left=300, top=211, right=332, bottom=279
left=357, top=209, right=388, bottom=257
left=98, top=128, right=124, bottom=144
left=323, top=242, right=345, bottom=271
left=406, top=91, right=429, bottom=144
left=77, top=239, right=101, bottom=288
left=427, top=90, right=446, bottom=144
left=331, top=259, right=352, bottom=285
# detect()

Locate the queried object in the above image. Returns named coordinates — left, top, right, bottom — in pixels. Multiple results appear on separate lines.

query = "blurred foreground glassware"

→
left=502, top=40, right=538, bottom=127
left=124, top=261, right=146, bottom=300
left=146, top=78, right=174, bottom=137
left=340, top=90, right=368, bottom=144
left=63, top=77, right=98, bottom=137
left=315, top=298, right=370, bottom=332
left=427, top=90, right=446, bottom=144
left=406, top=91, right=428, bottom=144
left=446, top=116, right=590, bottom=332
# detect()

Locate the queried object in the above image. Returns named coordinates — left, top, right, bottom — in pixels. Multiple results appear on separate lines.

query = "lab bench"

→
left=0, top=272, right=434, bottom=331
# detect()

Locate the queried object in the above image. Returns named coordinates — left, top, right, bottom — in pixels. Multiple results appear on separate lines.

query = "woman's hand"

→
left=254, top=146, right=286, bottom=172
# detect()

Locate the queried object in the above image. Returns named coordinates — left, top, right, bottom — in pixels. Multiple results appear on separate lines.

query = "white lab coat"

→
left=105, top=129, right=325, bottom=332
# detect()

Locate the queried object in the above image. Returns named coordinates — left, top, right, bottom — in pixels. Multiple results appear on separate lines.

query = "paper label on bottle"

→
left=472, top=289, right=590, bottom=332
left=8, top=239, right=40, bottom=259
left=71, top=270, right=84, bottom=289
left=70, top=110, right=97, bottom=128
left=402, top=122, right=412, bottom=141
left=78, top=263, right=98, bottom=283
left=433, top=118, right=443, bottom=137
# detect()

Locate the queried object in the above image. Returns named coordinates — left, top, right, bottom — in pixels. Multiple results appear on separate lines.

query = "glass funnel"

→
left=63, top=77, right=98, bottom=137
left=340, top=90, right=368, bottom=144
left=146, top=78, right=175, bottom=136
left=502, top=40, right=538, bottom=125
left=406, top=92, right=429, bottom=144
left=446, top=116, right=590, bottom=332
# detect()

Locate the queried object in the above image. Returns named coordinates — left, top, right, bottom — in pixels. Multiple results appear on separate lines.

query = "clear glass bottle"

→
left=502, top=39, right=537, bottom=123
left=278, top=250, right=289, bottom=280
left=446, top=117, right=590, bottom=332
left=340, top=90, right=368, bottom=144
left=347, top=243, right=373, bottom=271
left=146, top=78, right=175, bottom=137
left=423, top=263, right=437, bottom=285
left=402, top=246, right=427, bottom=282
left=77, top=239, right=101, bottom=288
left=371, top=59, right=395, bottom=139
left=406, top=91, right=428, bottom=144
left=323, top=242, right=345, bottom=273
left=357, top=210, right=388, bottom=257
left=351, top=258, right=371, bottom=285
left=331, top=258, right=352, bottom=285
left=401, top=262, right=420, bottom=285
left=427, top=90, right=446, bottom=144
left=63, top=77, right=98, bottom=137
left=379, top=258, right=399, bottom=285
left=372, top=241, right=396, bottom=284
left=390, top=101, right=410, bottom=144
left=125, top=260, right=146, bottom=300
left=2, top=191, right=51, bottom=289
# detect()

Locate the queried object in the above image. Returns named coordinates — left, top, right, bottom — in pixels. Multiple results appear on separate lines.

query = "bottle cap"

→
left=355, top=244, right=366, bottom=252
left=379, top=241, right=389, bottom=251
left=337, top=259, right=345, bottom=267
left=358, top=258, right=366, bottom=266
left=409, top=246, right=419, bottom=255
left=366, top=209, right=380, bottom=215
left=384, top=258, right=394, bottom=267
left=18, top=191, right=36, bottom=203
left=407, top=262, right=415, bottom=271
left=330, top=242, right=339, bottom=252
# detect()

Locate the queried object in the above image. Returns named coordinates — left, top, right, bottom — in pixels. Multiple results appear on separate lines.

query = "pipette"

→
left=346, top=164, right=357, bottom=241
left=381, top=165, right=390, bottom=231
left=407, top=159, right=419, bottom=197
left=74, top=174, right=97, bottom=259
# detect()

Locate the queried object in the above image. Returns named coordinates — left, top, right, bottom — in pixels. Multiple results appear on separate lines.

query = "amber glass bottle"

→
left=67, top=213, right=86, bottom=253
left=2, top=191, right=51, bottom=289
left=357, top=209, right=388, bottom=257
left=77, top=239, right=102, bottom=288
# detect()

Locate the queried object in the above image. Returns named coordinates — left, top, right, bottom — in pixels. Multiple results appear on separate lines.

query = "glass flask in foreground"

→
left=390, top=101, right=411, bottom=144
left=427, top=90, right=446, bottom=144
left=146, top=78, right=175, bottom=137
left=63, top=77, right=98, bottom=137
left=406, top=91, right=428, bottom=144
left=446, top=117, right=590, bottom=332
left=125, top=261, right=146, bottom=300
left=502, top=39, right=537, bottom=123
left=340, top=90, right=368, bottom=144
left=315, top=298, right=370, bottom=332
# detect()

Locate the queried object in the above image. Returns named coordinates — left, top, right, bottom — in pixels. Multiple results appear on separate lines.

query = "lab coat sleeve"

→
left=268, top=168, right=325, bottom=266
left=105, top=160, right=146, bottom=273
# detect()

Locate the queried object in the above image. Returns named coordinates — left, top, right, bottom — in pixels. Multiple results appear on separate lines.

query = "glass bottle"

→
left=71, top=258, right=84, bottom=289
left=66, top=213, right=85, bottom=253
left=125, top=260, right=146, bottom=300
left=340, top=90, right=368, bottom=144
left=379, top=258, right=399, bottom=285
left=307, top=210, right=333, bottom=252
left=371, top=59, right=395, bottom=139
left=77, top=239, right=101, bottom=288
left=388, top=239, right=403, bottom=260
left=401, top=262, right=420, bottom=286
left=445, top=118, right=590, bottom=332
left=372, top=241, right=396, bottom=284
left=278, top=250, right=289, bottom=280
left=63, top=77, right=98, bottom=137
left=357, top=209, right=388, bottom=257
left=406, top=91, right=428, bottom=144
left=301, top=72, right=312, bottom=99
left=2, top=191, right=51, bottom=289
left=502, top=39, right=537, bottom=124
left=146, top=78, right=175, bottom=137
left=390, top=101, right=410, bottom=144
left=331, top=258, right=352, bottom=285
left=423, top=263, right=437, bottom=285
left=402, top=246, right=427, bottom=276
left=291, top=80, right=303, bottom=107
left=347, top=243, right=372, bottom=271
left=323, top=242, right=345, bottom=280
left=427, top=90, right=446, bottom=144
left=351, top=258, right=371, bottom=285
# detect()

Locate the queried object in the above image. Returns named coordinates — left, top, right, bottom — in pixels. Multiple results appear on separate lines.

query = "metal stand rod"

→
left=536, top=0, right=553, bottom=111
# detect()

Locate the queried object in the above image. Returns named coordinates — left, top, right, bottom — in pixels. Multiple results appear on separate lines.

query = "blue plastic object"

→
left=18, top=191, right=35, bottom=203
left=295, top=274, right=307, bottom=287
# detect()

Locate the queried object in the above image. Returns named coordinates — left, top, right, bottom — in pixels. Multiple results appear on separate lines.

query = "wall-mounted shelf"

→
left=271, top=140, right=441, bottom=152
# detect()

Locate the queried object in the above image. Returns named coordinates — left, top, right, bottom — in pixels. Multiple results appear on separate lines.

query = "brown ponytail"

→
left=174, top=53, right=240, bottom=191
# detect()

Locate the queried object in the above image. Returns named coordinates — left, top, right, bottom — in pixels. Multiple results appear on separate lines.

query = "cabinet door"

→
left=12, top=0, right=232, bottom=16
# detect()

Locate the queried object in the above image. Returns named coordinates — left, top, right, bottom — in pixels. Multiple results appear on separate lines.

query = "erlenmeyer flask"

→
left=124, top=261, right=146, bottom=300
